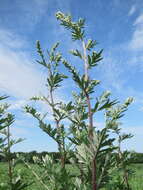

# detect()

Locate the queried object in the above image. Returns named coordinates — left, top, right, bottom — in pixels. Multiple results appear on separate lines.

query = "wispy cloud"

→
left=129, top=13, right=143, bottom=50
left=8, top=100, right=29, bottom=110
left=0, top=29, right=27, bottom=49
left=11, top=126, right=29, bottom=139
left=134, top=13, right=143, bottom=25
left=16, top=0, right=49, bottom=30
left=123, top=125, right=143, bottom=135
left=128, top=5, right=136, bottom=16
left=122, top=125, right=143, bottom=152
left=98, top=50, right=126, bottom=93
left=98, top=11, right=143, bottom=99
left=0, top=29, right=46, bottom=98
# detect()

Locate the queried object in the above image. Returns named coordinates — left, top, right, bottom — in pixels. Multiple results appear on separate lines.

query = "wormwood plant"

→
left=104, top=99, right=134, bottom=190
left=0, top=96, right=29, bottom=190
left=25, top=12, right=133, bottom=190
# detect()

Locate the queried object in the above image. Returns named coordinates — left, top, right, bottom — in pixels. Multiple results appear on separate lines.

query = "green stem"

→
left=48, top=64, right=66, bottom=169
left=82, top=40, right=97, bottom=190
left=118, top=139, right=130, bottom=190
left=7, top=125, right=13, bottom=188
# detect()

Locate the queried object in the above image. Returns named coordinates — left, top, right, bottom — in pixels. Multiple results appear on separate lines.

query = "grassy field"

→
left=0, top=162, right=143, bottom=189
left=129, top=164, right=143, bottom=190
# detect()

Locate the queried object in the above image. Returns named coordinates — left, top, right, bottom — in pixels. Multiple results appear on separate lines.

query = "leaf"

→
left=51, top=42, right=60, bottom=51
left=70, top=49, right=82, bottom=59
left=98, top=99, right=118, bottom=111
left=11, top=176, right=32, bottom=190
left=30, top=96, right=44, bottom=101
left=119, top=133, right=133, bottom=142
left=0, top=95, right=9, bottom=101
left=36, top=60, right=47, bottom=67
left=24, top=105, right=41, bottom=120
left=92, top=100, right=99, bottom=113
left=47, top=73, right=68, bottom=90
left=88, top=49, right=103, bottom=67
left=36, top=41, right=47, bottom=67
left=55, top=53, right=62, bottom=63
left=68, top=137, right=80, bottom=145
left=86, top=39, right=97, bottom=51
left=56, top=11, right=85, bottom=41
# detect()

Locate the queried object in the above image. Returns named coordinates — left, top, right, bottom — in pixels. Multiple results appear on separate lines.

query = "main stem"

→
left=118, top=140, right=130, bottom=190
left=48, top=65, right=65, bottom=169
left=82, top=40, right=97, bottom=190
left=7, top=125, right=13, bottom=188
left=50, top=89, right=65, bottom=168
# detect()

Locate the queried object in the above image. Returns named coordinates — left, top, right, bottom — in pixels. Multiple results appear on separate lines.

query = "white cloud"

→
left=8, top=100, right=29, bottom=110
left=16, top=0, right=49, bottom=29
left=0, top=29, right=27, bottom=49
left=98, top=52, right=125, bottom=92
left=129, top=13, right=143, bottom=50
left=0, top=30, right=46, bottom=98
left=134, top=14, right=143, bottom=25
left=11, top=126, right=28, bottom=138
left=129, top=27, right=143, bottom=50
left=94, top=121, right=104, bottom=128
left=121, top=125, right=143, bottom=152
left=128, top=5, right=136, bottom=16
left=123, top=125, right=143, bottom=135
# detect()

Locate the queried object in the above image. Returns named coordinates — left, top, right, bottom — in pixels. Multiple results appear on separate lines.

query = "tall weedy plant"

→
left=105, top=98, right=133, bottom=190
left=25, top=12, right=133, bottom=190
left=0, top=95, right=29, bottom=190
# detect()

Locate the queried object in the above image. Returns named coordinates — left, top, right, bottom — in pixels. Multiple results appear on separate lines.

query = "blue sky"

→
left=0, top=0, right=143, bottom=152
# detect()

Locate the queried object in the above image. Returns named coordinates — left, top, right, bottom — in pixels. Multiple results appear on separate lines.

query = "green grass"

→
left=0, top=162, right=143, bottom=189
left=130, top=164, right=143, bottom=190
left=0, top=162, right=47, bottom=190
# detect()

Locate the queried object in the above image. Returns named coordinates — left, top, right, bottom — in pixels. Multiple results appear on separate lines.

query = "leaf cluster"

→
left=56, top=12, right=85, bottom=41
